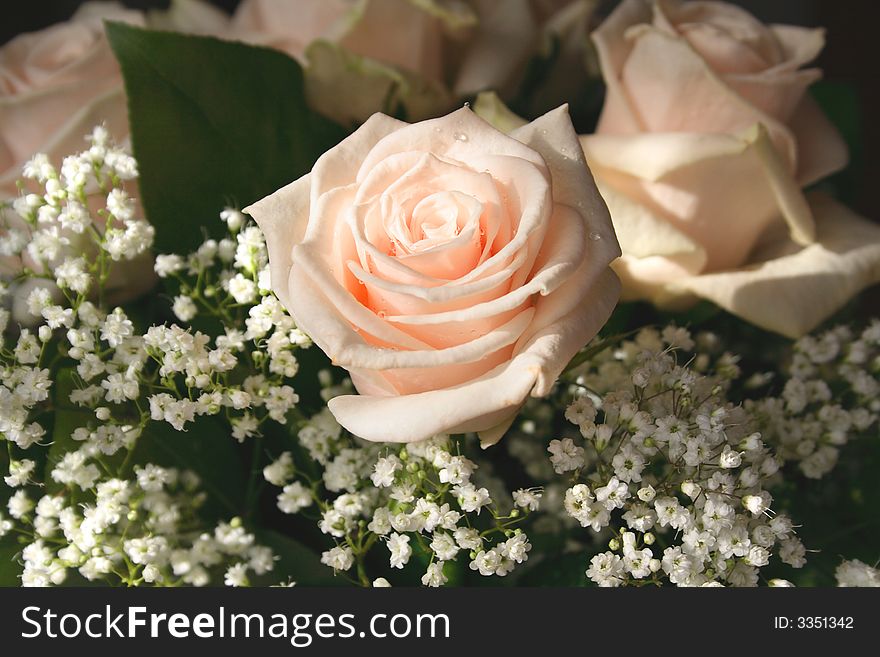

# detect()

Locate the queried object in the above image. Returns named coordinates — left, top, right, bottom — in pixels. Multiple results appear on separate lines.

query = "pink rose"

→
left=1, top=5, right=155, bottom=318
left=246, top=106, right=620, bottom=444
left=164, top=0, right=597, bottom=125
left=0, top=3, right=141, bottom=197
left=580, top=0, right=880, bottom=337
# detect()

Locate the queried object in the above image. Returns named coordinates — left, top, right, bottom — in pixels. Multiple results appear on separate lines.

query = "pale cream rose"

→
left=1, top=5, right=155, bottom=317
left=0, top=3, right=141, bottom=198
left=161, top=0, right=598, bottom=125
left=579, top=0, right=880, bottom=337
left=245, top=106, right=620, bottom=445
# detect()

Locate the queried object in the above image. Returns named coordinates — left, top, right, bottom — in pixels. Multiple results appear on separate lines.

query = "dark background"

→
left=2, top=0, right=879, bottom=222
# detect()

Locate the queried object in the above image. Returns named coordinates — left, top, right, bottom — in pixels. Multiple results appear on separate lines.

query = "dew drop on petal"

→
left=454, top=132, right=469, bottom=142
left=589, top=232, right=602, bottom=241
left=377, top=310, right=387, bottom=319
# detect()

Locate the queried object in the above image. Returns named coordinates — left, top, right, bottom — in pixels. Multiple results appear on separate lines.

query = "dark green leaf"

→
left=809, top=81, right=862, bottom=205
left=515, top=552, right=588, bottom=587
left=129, top=418, right=246, bottom=520
left=45, top=368, right=93, bottom=493
left=254, top=529, right=346, bottom=586
left=106, top=22, right=347, bottom=254
left=0, top=538, right=22, bottom=586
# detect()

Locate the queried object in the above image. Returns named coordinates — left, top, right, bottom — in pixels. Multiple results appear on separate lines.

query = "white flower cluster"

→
left=545, top=327, right=804, bottom=587
left=14, top=468, right=270, bottom=587
left=746, top=322, right=879, bottom=478
left=263, top=409, right=538, bottom=587
left=835, top=559, right=880, bottom=587
left=1, top=131, right=294, bottom=586
left=2, top=126, right=151, bottom=296
left=3, top=127, right=878, bottom=590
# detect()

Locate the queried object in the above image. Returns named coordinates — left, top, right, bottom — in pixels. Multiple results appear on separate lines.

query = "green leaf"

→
left=129, top=419, right=246, bottom=521
left=563, top=326, right=645, bottom=375
left=106, top=22, right=347, bottom=255
left=515, top=552, right=588, bottom=587
left=809, top=81, right=862, bottom=205
left=254, top=529, right=346, bottom=586
left=45, top=368, right=93, bottom=493
left=811, top=81, right=861, bottom=156
left=0, top=538, right=22, bottom=586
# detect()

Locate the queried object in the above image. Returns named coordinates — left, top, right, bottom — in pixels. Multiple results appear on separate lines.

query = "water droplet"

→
left=589, top=232, right=602, bottom=241
left=540, top=129, right=548, bottom=136
left=377, top=310, right=387, bottom=319
left=463, top=101, right=471, bottom=109
left=434, top=127, right=441, bottom=133
left=453, top=132, right=469, bottom=142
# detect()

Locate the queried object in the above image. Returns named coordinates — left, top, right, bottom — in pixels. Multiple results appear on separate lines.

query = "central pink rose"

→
left=246, top=107, right=620, bottom=445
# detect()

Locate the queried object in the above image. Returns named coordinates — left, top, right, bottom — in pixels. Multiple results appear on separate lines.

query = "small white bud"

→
left=637, top=485, right=656, bottom=502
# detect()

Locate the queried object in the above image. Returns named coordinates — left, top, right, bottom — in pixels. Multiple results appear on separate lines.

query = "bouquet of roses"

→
left=1, top=0, right=878, bottom=589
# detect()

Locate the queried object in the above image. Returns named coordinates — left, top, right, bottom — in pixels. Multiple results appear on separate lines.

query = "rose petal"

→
left=612, top=254, right=706, bottom=304
left=769, top=24, right=826, bottom=73
left=328, top=268, right=620, bottom=442
left=619, top=24, right=798, bottom=167
left=370, top=344, right=516, bottom=394
left=593, top=178, right=706, bottom=264
left=348, top=152, right=552, bottom=295
left=148, top=0, right=232, bottom=34
left=383, top=204, right=587, bottom=324
left=292, top=244, right=538, bottom=369
left=788, top=94, right=849, bottom=186
left=583, top=125, right=813, bottom=272
left=717, top=26, right=824, bottom=125
left=581, top=130, right=750, bottom=181
left=308, top=111, right=405, bottom=207
left=340, top=0, right=445, bottom=82
left=230, top=0, right=354, bottom=60
left=453, top=0, right=536, bottom=96
left=676, top=23, right=771, bottom=75
left=242, top=173, right=311, bottom=313
left=477, top=411, right=520, bottom=449
left=659, top=0, right=785, bottom=68
left=1, top=87, right=129, bottom=197
left=512, top=107, right=622, bottom=296
left=472, top=90, right=529, bottom=133
left=592, top=0, right=652, bottom=133
left=358, top=107, right=545, bottom=176
left=673, top=193, right=880, bottom=338
left=289, top=244, right=435, bottom=352
left=304, top=39, right=454, bottom=127
left=746, top=122, right=815, bottom=246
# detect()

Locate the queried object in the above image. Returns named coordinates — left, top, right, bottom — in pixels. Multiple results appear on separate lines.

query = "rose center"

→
left=394, top=190, right=483, bottom=254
